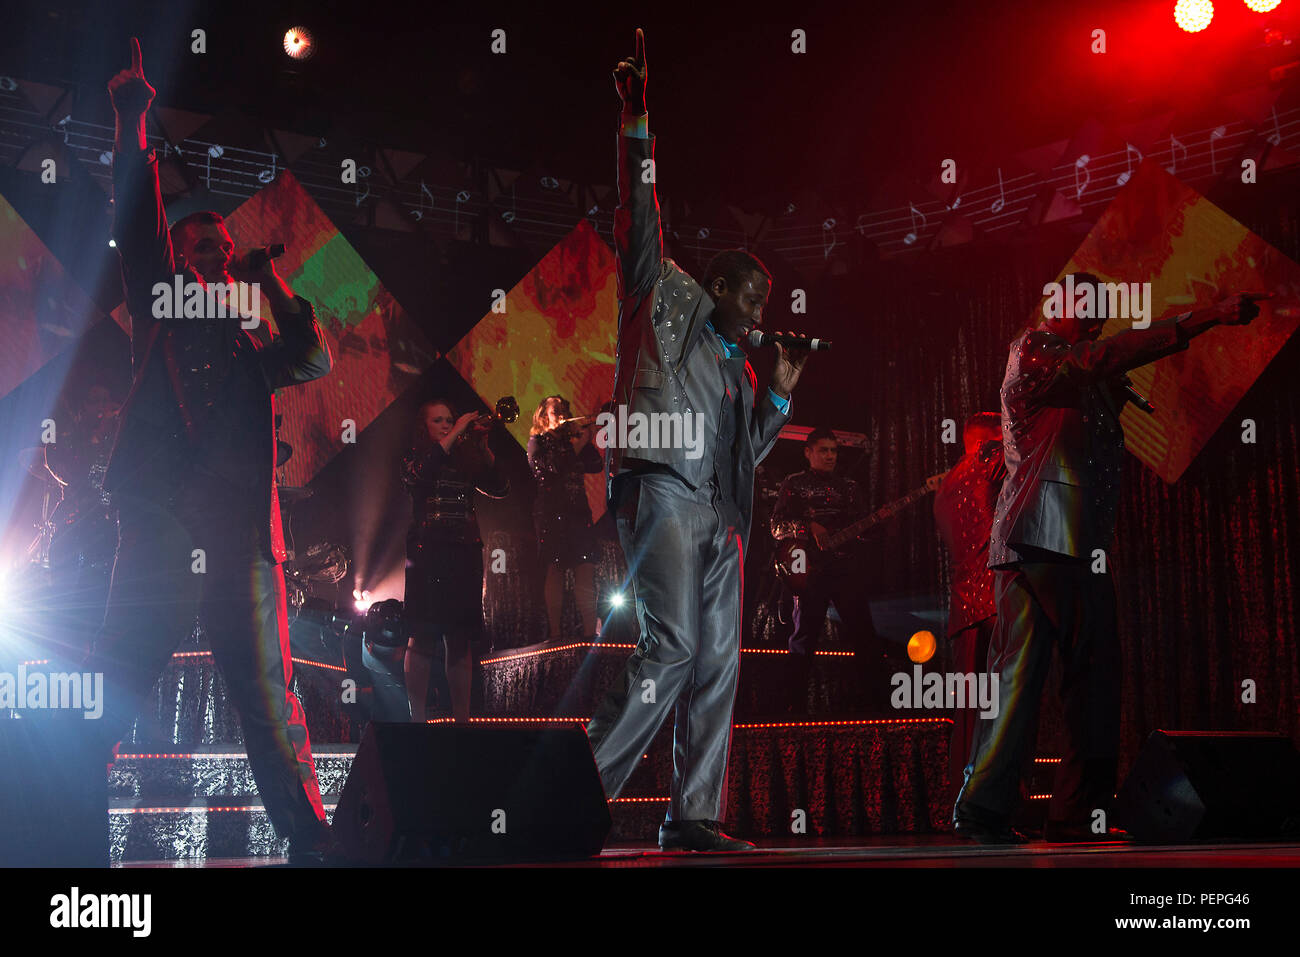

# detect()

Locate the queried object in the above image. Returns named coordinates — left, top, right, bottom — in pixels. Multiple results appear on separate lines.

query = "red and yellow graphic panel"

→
left=1047, top=159, right=1300, bottom=484
left=445, top=219, right=618, bottom=519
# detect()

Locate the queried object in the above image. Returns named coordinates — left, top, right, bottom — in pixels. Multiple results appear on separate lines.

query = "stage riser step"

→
left=101, top=720, right=950, bottom=858
left=109, top=723, right=949, bottom=807
left=111, top=807, right=306, bottom=862
left=117, top=643, right=966, bottom=748
left=109, top=754, right=355, bottom=800
left=482, top=643, right=895, bottom=719
left=124, top=656, right=359, bottom=748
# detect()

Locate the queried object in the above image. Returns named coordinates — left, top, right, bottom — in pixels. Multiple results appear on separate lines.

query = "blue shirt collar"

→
left=704, top=320, right=744, bottom=358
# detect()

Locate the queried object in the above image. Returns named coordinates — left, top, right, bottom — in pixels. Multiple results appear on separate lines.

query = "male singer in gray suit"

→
left=586, top=29, right=811, bottom=851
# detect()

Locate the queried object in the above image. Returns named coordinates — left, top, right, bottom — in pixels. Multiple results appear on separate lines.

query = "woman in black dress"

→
left=527, top=395, right=603, bottom=644
left=402, top=399, right=507, bottom=722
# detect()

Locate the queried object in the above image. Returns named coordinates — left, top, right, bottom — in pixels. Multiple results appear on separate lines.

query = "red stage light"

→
left=283, top=26, right=315, bottom=61
left=1244, top=0, right=1281, bottom=12
left=1175, top=0, right=1215, bottom=31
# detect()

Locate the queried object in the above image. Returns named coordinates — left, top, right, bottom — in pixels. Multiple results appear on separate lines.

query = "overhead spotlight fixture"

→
left=1244, top=0, right=1281, bottom=12
left=1175, top=0, right=1215, bottom=32
left=284, top=26, right=315, bottom=61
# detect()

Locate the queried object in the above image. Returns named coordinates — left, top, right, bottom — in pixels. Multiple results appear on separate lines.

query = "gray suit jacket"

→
left=606, top=129, right=789, bottom=550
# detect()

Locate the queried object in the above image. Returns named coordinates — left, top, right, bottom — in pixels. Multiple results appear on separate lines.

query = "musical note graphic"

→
left=205, top=144, right=223, bottom=189
left=257, top=153, right=278, bottom=184
left=1209, top=126, right=1226, bottom=173
left=1267, top=108, right=1282, bottom=147
left=354, top=163, right=371, bottom=206
left=822, top=218, right=836, bottom=259
left=1116, top=143, right=1142, bottom=187
left=1073, top=154, right=1091, bottom=200
left=412, top=180, right=435, bottom=221
left=317, top=136, right=327, bottom=148
left=501, top=183, right=516, bottom=223
left=0, top=77, right=17, bottom=92
left=539, top=176, right=559, bottom=190
left=54, top=114, right=71, bottom=144
left=946, top=196, right=962, bottom=211
left=990, top=168, right=1006, bottom=214
left=1165, top=135, right=1187, bottom=175
left=854, top=214, right=871, bottom=237
left=903, top=205, right=925, bottom=246
left=695, top=226, right=710, bottom=262
left=454, top=190, right=470, bottom=233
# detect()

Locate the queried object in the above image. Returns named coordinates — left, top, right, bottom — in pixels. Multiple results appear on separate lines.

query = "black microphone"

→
left=241, top=243, right=286, bottom=271
left=746, top=329, right=833, bottom=351
left=1117, top=374, right=1155, bottom=415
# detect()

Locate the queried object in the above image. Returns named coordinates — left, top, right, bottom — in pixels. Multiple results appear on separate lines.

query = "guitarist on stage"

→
left=771, top=429, right=890, bottom=712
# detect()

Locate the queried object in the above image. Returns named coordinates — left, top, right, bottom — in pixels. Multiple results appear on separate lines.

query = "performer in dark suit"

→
left=953, top=273, right=1263, bottom=843
left=87, top=39, right=334, bottom=862
left=932, top=412, right=1004, bottom=806
left=585, top=29, right=810, bottom=852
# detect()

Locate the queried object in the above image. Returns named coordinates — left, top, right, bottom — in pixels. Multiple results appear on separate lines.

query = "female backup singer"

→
left=527, top=396, right=603, bottom=644
left=402, top=399, right=508, bottom=723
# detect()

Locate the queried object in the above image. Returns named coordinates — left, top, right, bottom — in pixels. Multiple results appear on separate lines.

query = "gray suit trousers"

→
left=587, top=471, right=743, bottom=822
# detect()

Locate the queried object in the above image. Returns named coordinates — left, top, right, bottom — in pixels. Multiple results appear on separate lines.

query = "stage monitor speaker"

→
left=333, top=722, right=610, bottom=863
left=0, top=714, right=109, bottom=867
left=1115, top=730, right=1300, bottom=843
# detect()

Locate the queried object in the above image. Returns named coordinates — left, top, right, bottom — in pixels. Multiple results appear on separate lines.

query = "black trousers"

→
left=947, top=616, right=995, bottom=808
left=87, top=484, right=328, bottom=845
left=955, top=561, right=1120, bottom=827
left=787, top=561, right=884, bottom=708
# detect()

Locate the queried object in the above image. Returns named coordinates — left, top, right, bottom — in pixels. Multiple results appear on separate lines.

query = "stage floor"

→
left=115, top=836, right=1300, bottom=868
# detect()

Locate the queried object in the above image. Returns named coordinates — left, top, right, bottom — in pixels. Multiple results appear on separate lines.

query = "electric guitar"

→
left=774, top=472, right=945, bottom=594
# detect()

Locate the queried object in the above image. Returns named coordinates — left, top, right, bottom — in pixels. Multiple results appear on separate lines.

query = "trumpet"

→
left=456, top=395, right=520, bottom=441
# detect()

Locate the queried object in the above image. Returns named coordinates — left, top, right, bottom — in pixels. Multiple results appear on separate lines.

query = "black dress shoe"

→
left=288, top=826, right=345, bottom=865
left=953, top=816, right=1029, bottom=845
left=659, top=820, right=757, bottom=852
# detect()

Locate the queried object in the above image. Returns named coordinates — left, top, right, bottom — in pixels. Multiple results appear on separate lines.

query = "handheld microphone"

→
left=241, top=243, right=287, bottom=271
left=1117, top=374, right=1155, bottom=415
left=746, top=329, right=833, bottom=351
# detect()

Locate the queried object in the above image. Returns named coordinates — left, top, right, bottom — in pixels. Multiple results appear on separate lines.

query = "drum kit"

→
left=14, top=418, right=350, bottom=629
left=273, top=417, right=349, bottom=612
left=18, top=445, right=115, bottom=580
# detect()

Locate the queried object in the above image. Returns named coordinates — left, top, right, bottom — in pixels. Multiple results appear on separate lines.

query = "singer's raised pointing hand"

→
left=108, top=37, right=155, bottom=118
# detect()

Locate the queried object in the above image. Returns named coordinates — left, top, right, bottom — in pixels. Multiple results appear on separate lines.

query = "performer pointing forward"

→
left=586, top=29, right=811, bottom=851
left=954, top=274, right=1264, bottom=843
